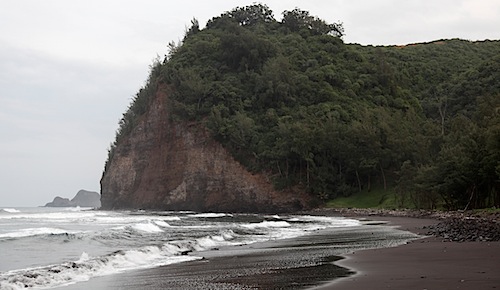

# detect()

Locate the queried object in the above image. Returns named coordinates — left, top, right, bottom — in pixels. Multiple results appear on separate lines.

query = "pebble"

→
left=309, top=207, right=500, bottom=242
left=426, top=217, right=500, bottom=242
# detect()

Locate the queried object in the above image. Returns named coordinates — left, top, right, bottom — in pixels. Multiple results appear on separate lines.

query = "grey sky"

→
left=1, top=0, right=499, bottom=207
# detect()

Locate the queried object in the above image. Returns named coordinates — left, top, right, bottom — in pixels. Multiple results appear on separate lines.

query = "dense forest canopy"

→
left=109, top=4, right=500, bottom=210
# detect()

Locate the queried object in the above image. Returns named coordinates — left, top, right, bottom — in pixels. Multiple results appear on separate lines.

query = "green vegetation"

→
left=108, top=4, right=500, bottom=210
left=326, top=187, right=400, bottom=209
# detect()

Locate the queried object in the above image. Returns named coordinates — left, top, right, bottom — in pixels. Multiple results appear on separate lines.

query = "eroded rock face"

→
left=100, top=88, right=312, bottom=213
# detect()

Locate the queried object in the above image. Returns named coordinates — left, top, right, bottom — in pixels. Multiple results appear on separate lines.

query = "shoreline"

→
left=308, top=209, right=500, bottom=290
left=57, top=209, right=500, bottom=289
left=59, top=213, right=418, bottom=290
left=327, top=238, right=500, bottom=290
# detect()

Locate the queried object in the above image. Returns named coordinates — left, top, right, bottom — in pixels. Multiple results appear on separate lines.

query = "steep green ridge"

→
left=108, top=4, right=500, bottom=210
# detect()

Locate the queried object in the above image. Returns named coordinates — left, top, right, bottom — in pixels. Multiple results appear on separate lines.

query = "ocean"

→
left=0, top=207, right=419, bottom=289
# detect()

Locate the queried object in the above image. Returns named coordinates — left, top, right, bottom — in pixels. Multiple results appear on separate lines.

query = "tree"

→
left=282, top=8, right=344, bottom=37
left=184, top=18, right=200, bottom=39
left=207, top=4, right=275, bottom=28
left=229, top=4, right=275, bottom=26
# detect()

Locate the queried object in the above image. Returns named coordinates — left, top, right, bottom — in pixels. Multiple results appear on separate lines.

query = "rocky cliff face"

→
left=100, top=88, right=313, bottom=213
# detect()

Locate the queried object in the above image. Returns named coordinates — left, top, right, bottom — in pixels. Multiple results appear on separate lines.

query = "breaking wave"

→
left=0, top=228, right=80, bottom=240
left=0, top=246, right=201, bottom=289
left=1, top=208, right=21, bottom=213
left=187, top=213, right=233, bottom=218
left=0, top=228, right=242, bottom=289
left=0, top=209, right=366, bottom=289
left=130, top=222, right=164, bottom=233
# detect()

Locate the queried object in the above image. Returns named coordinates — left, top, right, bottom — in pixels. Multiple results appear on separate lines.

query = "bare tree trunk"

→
left=380, top=163, right=387, bottom=190
left=355, top=170, right=362, bottom=192
left=464, top=184, right=477, bottom=211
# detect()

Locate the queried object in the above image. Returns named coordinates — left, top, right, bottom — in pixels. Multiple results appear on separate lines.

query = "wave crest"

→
left=0, top=245, right=201, bottom=289
left=1, top=208, right=21, bottom=213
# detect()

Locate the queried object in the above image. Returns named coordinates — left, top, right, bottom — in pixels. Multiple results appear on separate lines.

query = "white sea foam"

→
left=89, top=213, right=181, bottom=227
left=76, top=252, right=90, bottom=263
left=0, top=211, right=100, bottom=221
left=1, top=208, right=20, bottom=213
left=241, top=220, right=292, bottom=229
left=0, top=228, right=244, bottom=289
left=238, top=217, right=362, bottom=242
left=154, top=220, right=171, bottom=227
left=0, top=227, right=77, bottom=239
left=64, top=206, right=93, bottom=212
left=89, top=215, right=153, bottom=225
left=289, top=215, right=361, bottom=227
left=163, top=229, right=239, bottom=254
left=131, top=222, right=164, bottom=233
left=194, top=230, right=237, bottom=250
left=0, top=246, right=201, bottom=290
left=188, top=213, right=233, bottom=218
left=161, top=216, right=182, bottom=221
left=238, top=223, right=305, bottom=242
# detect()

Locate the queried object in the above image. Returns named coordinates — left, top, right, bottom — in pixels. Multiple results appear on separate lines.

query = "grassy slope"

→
left=326, top=187, right=404, bottom=209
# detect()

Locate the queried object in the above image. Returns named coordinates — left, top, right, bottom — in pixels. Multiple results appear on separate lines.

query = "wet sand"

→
left=314, top=216, right=500, bottom=290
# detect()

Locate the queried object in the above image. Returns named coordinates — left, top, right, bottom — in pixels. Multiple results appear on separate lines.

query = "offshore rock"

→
left=100, top=88, right=313, bottom=213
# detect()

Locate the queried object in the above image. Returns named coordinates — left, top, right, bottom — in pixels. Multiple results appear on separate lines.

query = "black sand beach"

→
left=60, top=213, right=500, bottom=290
left=314, top=216, right=500, bottom=290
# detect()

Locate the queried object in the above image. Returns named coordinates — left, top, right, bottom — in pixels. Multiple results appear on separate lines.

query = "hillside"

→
left=103, top=4, right=500, bottom=211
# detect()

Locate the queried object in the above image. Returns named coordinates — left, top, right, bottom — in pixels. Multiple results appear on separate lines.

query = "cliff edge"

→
left=100, top=87, right=313, bottom=213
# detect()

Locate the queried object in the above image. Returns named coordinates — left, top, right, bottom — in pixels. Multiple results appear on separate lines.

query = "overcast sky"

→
left=1, top=0, right=499, bottom=207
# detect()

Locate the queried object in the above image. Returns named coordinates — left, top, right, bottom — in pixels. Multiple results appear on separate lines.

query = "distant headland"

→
left=44, top=190, right=101, bottom=208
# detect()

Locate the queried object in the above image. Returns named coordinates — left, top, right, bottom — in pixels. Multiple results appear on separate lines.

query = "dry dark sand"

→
left=314, top=216, right=500, bottom=290
left=60, top=215, right=500, bottom=290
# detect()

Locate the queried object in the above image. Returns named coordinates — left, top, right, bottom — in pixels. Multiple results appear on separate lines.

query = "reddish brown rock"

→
left=100, top=87, right=313, bottom=213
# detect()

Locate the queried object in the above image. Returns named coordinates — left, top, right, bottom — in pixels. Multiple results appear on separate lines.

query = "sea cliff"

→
left=100, top=87, right=312, bottom=212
